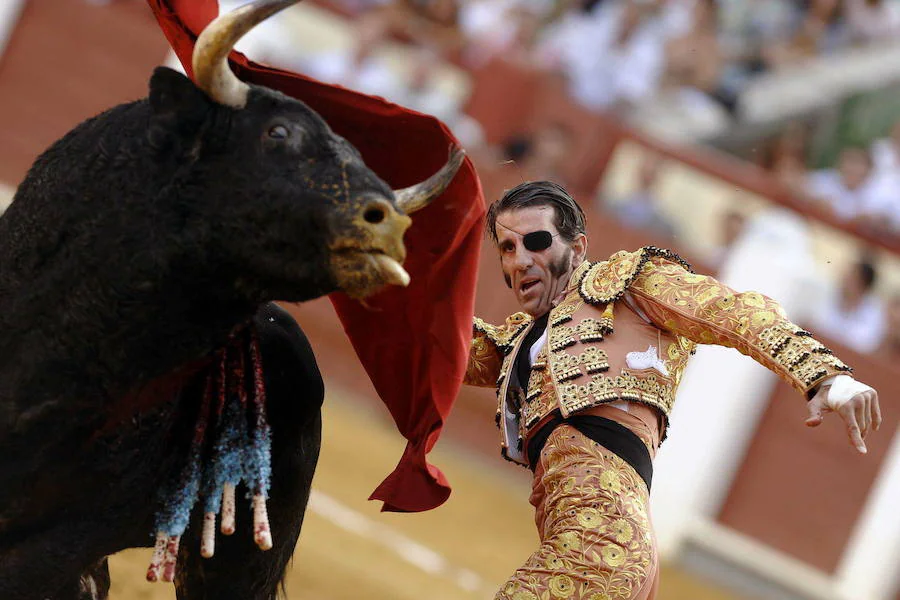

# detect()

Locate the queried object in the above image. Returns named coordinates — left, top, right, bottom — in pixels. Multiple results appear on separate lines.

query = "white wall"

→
left=0, top=0, right=26, bottom=61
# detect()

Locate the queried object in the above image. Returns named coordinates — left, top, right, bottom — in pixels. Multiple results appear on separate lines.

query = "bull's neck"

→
left=2, top=255, right=259, bottom=399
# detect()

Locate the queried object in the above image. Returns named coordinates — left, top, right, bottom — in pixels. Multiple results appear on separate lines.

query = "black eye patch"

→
left=522, top=230, right=554, bottom=252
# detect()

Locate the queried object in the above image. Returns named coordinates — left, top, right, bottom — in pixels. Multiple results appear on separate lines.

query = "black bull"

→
left=0, top=1, right=463, bottom=597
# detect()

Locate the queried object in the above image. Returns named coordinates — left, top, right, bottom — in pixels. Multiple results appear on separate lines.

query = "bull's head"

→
left=151, top=0, right=462, bottom=302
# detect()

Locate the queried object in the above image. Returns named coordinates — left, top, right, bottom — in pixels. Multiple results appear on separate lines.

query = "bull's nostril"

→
left=364, top=206, right=386, bottom=224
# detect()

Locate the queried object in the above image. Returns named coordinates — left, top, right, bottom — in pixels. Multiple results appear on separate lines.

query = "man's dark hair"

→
left=486, top=181, right=586, bottom=244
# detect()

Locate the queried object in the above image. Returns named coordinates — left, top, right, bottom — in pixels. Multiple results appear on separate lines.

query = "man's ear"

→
left=572, top=233, right=588, bottom=265
left=147, top=67, right=212, bottom=150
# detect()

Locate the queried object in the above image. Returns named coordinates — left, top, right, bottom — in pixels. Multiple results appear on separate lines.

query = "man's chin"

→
left=519, top=302, right=544, bottom=318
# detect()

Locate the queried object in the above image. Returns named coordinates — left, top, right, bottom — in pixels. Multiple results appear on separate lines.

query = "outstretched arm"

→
left=629, top=258, right=881, bottom=454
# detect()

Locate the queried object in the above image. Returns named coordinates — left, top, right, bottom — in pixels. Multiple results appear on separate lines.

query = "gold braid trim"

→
left=473, top=313, right=531, bottom=354
left=757, top=322, right=853, bottom=395
left=578, top=247, right=693, bottom=306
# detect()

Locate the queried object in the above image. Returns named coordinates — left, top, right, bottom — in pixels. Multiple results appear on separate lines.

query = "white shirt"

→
left=812, top=291, right=887, bottom=354
left=805, top=170, right=893, bottom=221
left=538, top=3, right=665, bottom=110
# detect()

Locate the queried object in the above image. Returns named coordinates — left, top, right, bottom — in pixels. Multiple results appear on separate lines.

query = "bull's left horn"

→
left=192, top=0, right=301, bottom=109
left=394, top=148, right=466, bottom=215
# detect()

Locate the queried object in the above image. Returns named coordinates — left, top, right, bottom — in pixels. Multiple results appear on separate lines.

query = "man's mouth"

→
left=520, top=279, right=540, bottom=294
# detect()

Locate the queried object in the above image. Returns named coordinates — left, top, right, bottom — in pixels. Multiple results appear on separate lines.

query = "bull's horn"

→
left=394, top=148, right=466, bottom=215
left=192, top=0, right=301, bottom=109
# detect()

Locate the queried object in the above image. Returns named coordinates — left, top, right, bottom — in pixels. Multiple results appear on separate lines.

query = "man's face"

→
left=495, top=206, right=584, bottom=317
left=838, top=149, right=871, bottom=190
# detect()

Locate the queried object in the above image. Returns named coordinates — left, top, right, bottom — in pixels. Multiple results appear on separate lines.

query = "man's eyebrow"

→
left=496, top=221, right=523, bottom=236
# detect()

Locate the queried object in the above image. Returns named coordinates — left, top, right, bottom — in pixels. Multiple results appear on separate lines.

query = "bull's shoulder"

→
left=252, top=303, right=324, bottom=410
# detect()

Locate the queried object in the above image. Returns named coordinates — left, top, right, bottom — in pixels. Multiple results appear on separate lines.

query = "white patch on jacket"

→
left=626, top=345, right=669, bottom=376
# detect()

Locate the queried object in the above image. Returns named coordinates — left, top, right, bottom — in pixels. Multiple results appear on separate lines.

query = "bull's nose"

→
left=362, top=199, right=389, bottom=224
left=359, top=197, right=412, bottom=250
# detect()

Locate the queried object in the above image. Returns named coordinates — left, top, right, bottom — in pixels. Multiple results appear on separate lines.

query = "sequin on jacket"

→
left=465, top=247, right=852, bottom=466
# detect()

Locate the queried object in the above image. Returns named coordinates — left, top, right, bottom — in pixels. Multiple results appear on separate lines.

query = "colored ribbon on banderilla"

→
left=146, top=326, right=272, bottom=583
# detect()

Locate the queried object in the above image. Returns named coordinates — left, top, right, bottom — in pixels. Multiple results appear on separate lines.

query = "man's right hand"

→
left=806, top=375, right=881, bottom=454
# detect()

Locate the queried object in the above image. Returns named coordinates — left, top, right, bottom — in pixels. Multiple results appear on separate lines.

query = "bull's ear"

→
left=148, top=67, right=210, bottom=149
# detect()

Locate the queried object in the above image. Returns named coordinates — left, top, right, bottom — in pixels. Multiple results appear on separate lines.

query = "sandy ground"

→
left=108, top=390, right=747, bottom=599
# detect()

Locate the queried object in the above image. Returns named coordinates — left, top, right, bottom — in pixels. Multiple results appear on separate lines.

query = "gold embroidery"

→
left=599, top=303, right=615, bottom=335
left=474, top=314, right=531, bottom=352
left=521, top=367, right=556, bottom=429
left=574, top=318, right=606, bottom=342
left=550, top=290, right=583, bottom=326
left=465, top=334, right=501, bottom=387
left=553, top=351, right=583, bottom=383
left=559, top=372, right=675, bottom=415
left=757, top=322, right=852, bottom=389
left=578, top=246, right=692, bottom=306
left=495, top=427, right=654, bottom=600
left=497, top=352, right=515, bottom=388
left=629, top=260, right=852, bottom=396
left=526, top=369, right=543, bottom=402
left=580, top=346, right=610, bottom=374
left=531, top=346, right=547, bottom=370
left=550, top=327, right=577, bottom=352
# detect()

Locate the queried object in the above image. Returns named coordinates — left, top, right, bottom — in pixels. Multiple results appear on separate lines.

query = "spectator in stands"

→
left=805, top=146, right=891, bottom=222
left=844, top=0, right=900, bottom=44
left=877, top=292, right=900, bottom=361
left=764, top=0, right=851, bottom=67
left=500, top=122, right=575, bottom=188
left=458, top=0, right=546, bottom=68
left=718, top=0, right=800, bottom=94
left=537, top=0, right=666, bottom=114
left=390, top=49, right=487, bottom=150
left=810, top=256, right=887, bottom=354
left=707, top=208, right=747, bottom=272
left=654, top=0, right=696, bottom=39
left=605, top=151, right=677, bottom=241
left=299, top=11, right=401, bottom=99
left=662, top=0, right=732, bottom=113
left=872, top=118, right=900, bottom=176
left=377, top=0, right=464, bottom=57
left=758, top=120, right=810, bottom=193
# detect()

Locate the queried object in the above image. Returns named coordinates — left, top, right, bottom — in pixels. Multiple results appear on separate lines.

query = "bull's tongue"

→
left=373, top=254, right=410, bottom=287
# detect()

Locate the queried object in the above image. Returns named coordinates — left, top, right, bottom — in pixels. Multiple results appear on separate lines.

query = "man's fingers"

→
left=873, top=391, right=882, bottom=431
left=846, top=416, right=867, bottom=454
left=851, top=396, right=869, bottom=439
left=857, top=400, right=869, bottom=440
left=805, top=400, right=825, bottom=427
left=840, top=400, right=868, bottom=452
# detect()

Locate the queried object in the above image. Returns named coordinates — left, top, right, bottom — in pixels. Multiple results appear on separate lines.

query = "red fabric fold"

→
left=148, top=0, right=485, bottom=512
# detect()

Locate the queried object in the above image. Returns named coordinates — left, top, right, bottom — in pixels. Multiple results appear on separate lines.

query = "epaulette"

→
left=474, top=312, right=531, bottom=353
left=577, top=246, right=692, bottom=306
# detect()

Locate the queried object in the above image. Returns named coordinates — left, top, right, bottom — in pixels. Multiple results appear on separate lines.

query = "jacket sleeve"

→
left=464, top=318, right=504, bottom=387
left=628, top=258, right=852, bottom=398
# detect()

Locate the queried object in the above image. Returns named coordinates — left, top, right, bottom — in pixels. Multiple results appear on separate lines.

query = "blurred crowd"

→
left=215, top=0, right=900, bottom=144
left=316, top=0, right=900, bottom=118
left=759, top=117, right=900, bottom=239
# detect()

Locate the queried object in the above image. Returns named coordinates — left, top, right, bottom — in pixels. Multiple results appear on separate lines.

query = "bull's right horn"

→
left=192, top=0, right=301, bottom=109
left=394, top=147, right=466, bottom=215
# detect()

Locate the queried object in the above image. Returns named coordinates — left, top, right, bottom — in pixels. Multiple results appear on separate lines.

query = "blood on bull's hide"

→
left=0, top=0, right=463, bottom=598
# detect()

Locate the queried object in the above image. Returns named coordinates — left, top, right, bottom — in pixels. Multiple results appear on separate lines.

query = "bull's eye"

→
left=268, top=125, right=289, bottom=139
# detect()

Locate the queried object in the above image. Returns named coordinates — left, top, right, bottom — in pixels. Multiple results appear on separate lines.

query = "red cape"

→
left=148, top=0, right=485, bottom=512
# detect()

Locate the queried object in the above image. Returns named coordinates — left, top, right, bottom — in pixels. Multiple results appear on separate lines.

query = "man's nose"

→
left=513, top=245, right=533, bottom=270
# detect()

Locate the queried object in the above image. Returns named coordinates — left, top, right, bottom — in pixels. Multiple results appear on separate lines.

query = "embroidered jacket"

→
left=465, top=247, right=852, bottom=466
